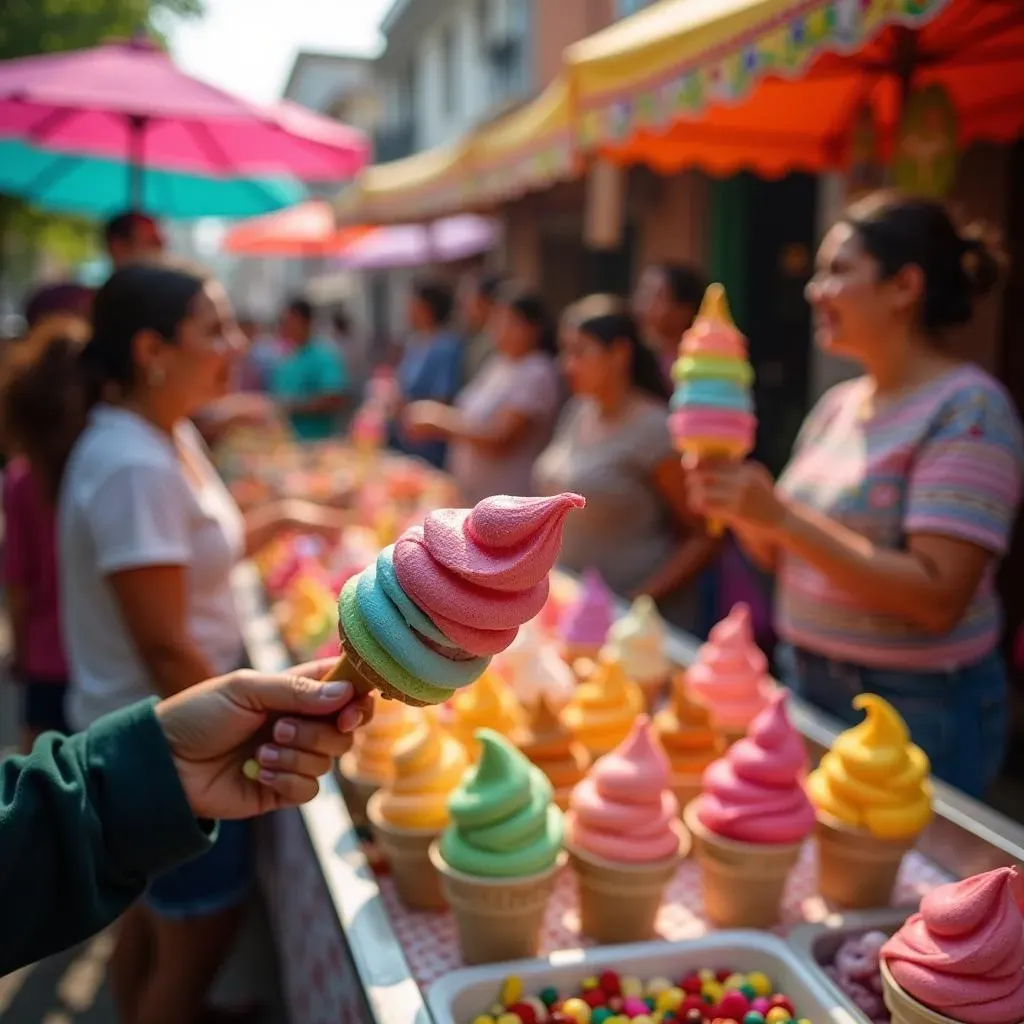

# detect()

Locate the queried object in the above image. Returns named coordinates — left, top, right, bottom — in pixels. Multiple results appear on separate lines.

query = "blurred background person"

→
left=458, top=270, right=504, bottom=384
left=634, top=261, right=707, bottom=385
left=389, top=276, right=464, bottom=469
left=686, top=193, right=1024, bottom=798
left=535, top=296, right=718, bottom=631
left=404, top=284, right=561, bottom=504
left=0, top=262, right=346, bottom=1024
left=103, top=210, right=166, bottom=269
left=270, top=296, right=349, bottom=441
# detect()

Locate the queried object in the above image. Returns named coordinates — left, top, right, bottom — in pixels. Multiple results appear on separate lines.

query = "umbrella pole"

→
left=128, top=115, right=147, bottom=211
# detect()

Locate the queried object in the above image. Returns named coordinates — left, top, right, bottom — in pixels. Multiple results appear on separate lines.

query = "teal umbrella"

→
left=0, top=138, right=306, bottom=219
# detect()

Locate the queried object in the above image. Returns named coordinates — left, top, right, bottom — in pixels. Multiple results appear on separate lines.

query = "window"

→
left=617, top=0, right=653, bottom=17
left=441, top=24, right=458, bottom=117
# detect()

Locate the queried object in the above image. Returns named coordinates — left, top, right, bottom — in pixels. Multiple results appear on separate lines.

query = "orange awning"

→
left=222, top=200, right=373, bottom=257
left=565, top=0, right=1024, bottom=177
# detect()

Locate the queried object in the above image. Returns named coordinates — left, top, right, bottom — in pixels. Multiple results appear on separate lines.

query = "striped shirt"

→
left=776, top=365, right=1024, bottom=670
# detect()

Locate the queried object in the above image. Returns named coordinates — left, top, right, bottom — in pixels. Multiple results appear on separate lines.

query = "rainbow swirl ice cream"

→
left=882, top=867, right=1024, bottom=1024
left=686, top=603, right=771, bottom=733
left=808, top=693, right=933, bottom=840
left=560, top=569, right=614, bottom=659
left=694, top=690, right=814, bottom=845
left=337, top=494, right=584, bottom=706
left=439, top=729, right=564, bottom=878
left=568, top=716, right=681, bottom=863
left=376, top=711, right=469, bottom=830
left=669, top=283, right=755, bottom=462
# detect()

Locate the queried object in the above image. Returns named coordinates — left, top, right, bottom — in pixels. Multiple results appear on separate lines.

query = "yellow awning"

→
left=565, top=0, right=961, bottom=175
left=470, top=76, right=578, bottom=203
left=335, top=140, right=473, bottom=225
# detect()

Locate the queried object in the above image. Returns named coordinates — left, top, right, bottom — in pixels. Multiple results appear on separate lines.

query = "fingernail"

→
left=259, top=744, right=280, bottom=764
left=320, top=681, right=349, bottom=700
left=274, top=720, right=297, bottom=743
left=258, top=769, right=277, bottom=784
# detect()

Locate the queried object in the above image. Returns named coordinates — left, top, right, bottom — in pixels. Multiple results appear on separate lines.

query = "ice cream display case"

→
left=231, top=554, right=1024, bottom=1024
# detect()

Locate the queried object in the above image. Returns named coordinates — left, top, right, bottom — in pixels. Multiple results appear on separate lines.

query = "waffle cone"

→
left=337, top=752, right=381, bottom=829
left=815, top=814, right=917, bottom=909
left=567, top=828, right=687, bottom=943
left=683, top=800, right=801, bottom=928
left=880, top=960, right=964, bottom=1024
left=429, top=843, right=564, bottom=965
left=366, top=792, right=446, bottom=910
left=335, top=623, right=433, bottom=707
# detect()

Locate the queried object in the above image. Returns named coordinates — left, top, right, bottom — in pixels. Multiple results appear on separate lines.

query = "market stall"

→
left=228, top=533, right=1024, bottom=1024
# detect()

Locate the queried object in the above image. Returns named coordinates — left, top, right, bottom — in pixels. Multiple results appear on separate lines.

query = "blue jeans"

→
left=783, top=645, right=1009, bottom=799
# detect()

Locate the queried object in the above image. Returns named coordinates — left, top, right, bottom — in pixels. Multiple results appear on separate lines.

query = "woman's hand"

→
left=155, top=667, right=374, bottom=819
left=685, top=460, right=786, bottom=533
left=402, top=401, right=453, bottom=442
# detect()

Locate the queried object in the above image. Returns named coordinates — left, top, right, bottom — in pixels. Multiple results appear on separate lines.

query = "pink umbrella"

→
left=0, top=37, right=369, bottom=197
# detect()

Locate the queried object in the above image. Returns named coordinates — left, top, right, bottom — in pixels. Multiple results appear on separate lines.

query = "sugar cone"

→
left=815, top=814, right=917, bottom=909
left=880, top=960, right=963, bottom=1024
left=429, top=842, right=564, bottom=965
left=337, top=752, right=380, bottom=830
left=567, top=827, right=687, bottom=943
left=366, top=792, right=446, bottom=911
left=683, top=800, right=801, bottom=928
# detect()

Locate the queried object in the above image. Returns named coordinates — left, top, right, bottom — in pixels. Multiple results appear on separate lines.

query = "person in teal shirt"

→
left=271, top=297, right=349, bottom=441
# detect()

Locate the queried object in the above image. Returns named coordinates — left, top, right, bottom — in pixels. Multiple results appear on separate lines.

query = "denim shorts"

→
left=145, top=819, right=253, bottom=920
left=782, top=645, right=1009, bottom=799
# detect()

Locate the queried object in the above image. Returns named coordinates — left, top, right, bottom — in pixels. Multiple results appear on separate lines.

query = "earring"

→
left=148, top=365, right=166, bottom=387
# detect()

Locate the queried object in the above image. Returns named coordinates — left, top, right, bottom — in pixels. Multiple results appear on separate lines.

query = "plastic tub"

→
left=788, top=908, right=914, bottom=1022
left=428, top=930, right=863, bottom=1024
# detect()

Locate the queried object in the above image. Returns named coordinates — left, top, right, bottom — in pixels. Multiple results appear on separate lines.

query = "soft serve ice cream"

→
left=514, top=695, right=589, bottom=807
left=495, top=622, right=577, bottom=711
left=654, top=677, right=726, bottom=804
left=449, top=669, right=524, bottom=760
left=562, top=651, right=644, bottom=757
left=566, top=716, right=684, bottom=941
left=344, top=695, right=419, bottom=786
left=808, top=693, right=933, bottom=908
left=881, top=867, right=1024, bottom=1024
left=606, top=595, right=672, bottom=706
left=559, top=568, right=614, bottom=660
left=808, top=693, right=932, bottom=839
left=686, top=603, right=771, bottom=734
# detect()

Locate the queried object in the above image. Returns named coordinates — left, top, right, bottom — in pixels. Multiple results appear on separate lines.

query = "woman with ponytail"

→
left=534, top=295, right=718, bottom=630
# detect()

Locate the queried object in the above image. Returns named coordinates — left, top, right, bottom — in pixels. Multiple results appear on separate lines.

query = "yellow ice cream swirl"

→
left=562, top=653, right=644, bottom=756
left=377, top=712, right=469, bottom=830
left=350, top=695, right=419, bottom=785
left=450, top=669, right=524, bottom=759
left=807, top=694, right=933, bottom=840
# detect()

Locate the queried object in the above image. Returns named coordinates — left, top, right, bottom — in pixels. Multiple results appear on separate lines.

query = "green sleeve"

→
left=0, top=699, right=215, bottom=974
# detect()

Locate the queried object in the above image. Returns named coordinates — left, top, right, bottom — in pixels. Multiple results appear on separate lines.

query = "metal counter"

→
left=233, top=562, right=1024, bottom=1024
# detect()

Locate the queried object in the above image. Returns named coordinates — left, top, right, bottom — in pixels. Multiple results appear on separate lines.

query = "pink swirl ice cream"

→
left=882, top=867, right=1024, bottom=1024
left=560, top=569, right=614, bottom=656
left=567, top=715, right=681, bottom=863
left=695, top=690, right=814, bottom=844
left=686, top=603, right=771, bottom=732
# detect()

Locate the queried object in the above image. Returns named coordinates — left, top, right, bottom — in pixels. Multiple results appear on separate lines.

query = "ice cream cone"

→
left=816, top=814, right=916, bottom=909
left=669, top=773, right=703, bottom=808
left=429, top=842, right=564, bottom=965
left=679, top=439, right=748, bottom=537
left=880, top=960, right=963, bottom=1024
left=366, top=792, right=447, bottom=911
left=683, top=800, right=801, bottom=928
left=567, top=829, right=686, bottom=943
left=337, top=753, right=381, bottom=829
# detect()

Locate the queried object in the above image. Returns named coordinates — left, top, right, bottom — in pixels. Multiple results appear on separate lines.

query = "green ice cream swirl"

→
left=440, top=729, right=564, bottom=878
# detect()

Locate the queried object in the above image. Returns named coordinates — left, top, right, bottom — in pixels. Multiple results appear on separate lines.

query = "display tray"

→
left=788, top=908, right=914, bottom=1023
left=366, top=831, right=950, bottom=989
left=427, top=931, right=864, bottom=1024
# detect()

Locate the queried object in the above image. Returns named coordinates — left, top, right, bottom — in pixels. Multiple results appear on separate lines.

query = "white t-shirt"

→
left=59, top=405, right=245, bottom=730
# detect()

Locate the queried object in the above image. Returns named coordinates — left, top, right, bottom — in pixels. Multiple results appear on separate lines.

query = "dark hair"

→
left=286, top=297, right=314, bottom=322
left=411, top=277, right=454, bottom=326
left=573, top=295, right=672, bottom=402
left=104, top=210, right=158, bottom=247
left=497, top=284, right=556, bottom=356
left=331, top=304, right=351, bottom=335
left=655, top=262, right=707, bottom=309
left=842, top=191, right=1003, bottom=333
left=473, top=272, right=504, bottom=304
left=24, top=282, right=93, bottom=328
left=0, top=262, right=208, bottom=498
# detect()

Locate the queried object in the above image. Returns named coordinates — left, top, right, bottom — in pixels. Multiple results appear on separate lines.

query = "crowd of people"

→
left=1, top=188, right=1023, bottom=1013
